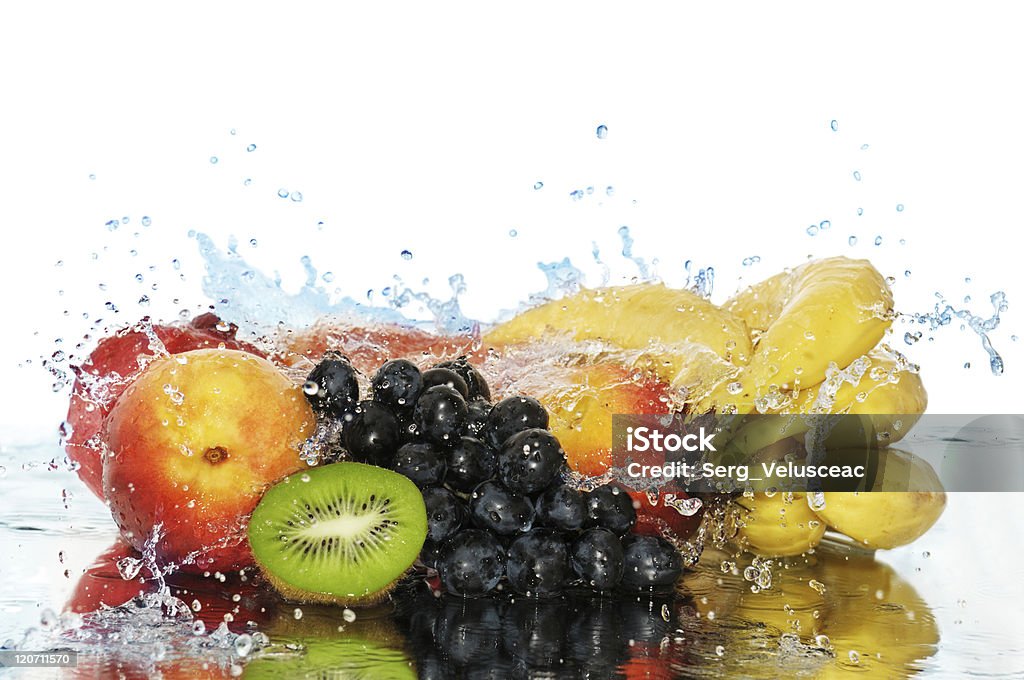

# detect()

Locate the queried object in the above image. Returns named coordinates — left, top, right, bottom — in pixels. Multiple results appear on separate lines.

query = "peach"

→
left=103, top=348, right=315, bottom=571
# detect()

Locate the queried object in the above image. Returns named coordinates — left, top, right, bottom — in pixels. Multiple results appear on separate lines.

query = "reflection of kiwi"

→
left=243, top=601, right=415, bottom=679
left=243, top=637, right=416, bottom=680
left=248, top=462, right=427, bottom=605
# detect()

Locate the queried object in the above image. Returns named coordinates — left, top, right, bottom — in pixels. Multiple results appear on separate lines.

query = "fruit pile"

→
left=297, top=352, right=684, bottom=598
left=62, top=256, right=948, bottom=621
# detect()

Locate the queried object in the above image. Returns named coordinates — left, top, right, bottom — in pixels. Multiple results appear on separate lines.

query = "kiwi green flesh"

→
left=248, top=462, right=427, bottom=605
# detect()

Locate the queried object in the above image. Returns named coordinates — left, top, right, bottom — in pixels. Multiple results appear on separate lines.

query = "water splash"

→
left=194, top=233, right=411, bottom=337
left=908, top=291, right=1008, bottom=375
left=617, top=226, right=652, bottom=280
left=684, top=260, right=715, bottom=298
left=531, top=258, right=584, bottom=302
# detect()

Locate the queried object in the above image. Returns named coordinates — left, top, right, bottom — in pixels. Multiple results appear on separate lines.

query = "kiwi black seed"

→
left=248, top=462, right=427, bottom=605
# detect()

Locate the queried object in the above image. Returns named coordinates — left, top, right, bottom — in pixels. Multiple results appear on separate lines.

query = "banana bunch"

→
left=484, top=256, right=945, bottom=556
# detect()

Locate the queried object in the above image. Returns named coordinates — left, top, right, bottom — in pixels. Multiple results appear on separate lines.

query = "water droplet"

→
left=848, top=650, right=860, bottom=664
left=809, top=579, right=827, bottom=594
left=716, top=645, right=725, bottom=656
left=596, top=124, right=609, bottom=139
left=848, top=235, right=858, bottom=246
left=88, top=173, right=96, bottom=180
left=322, top=271, right=335, bottom=283
left=230, top=128, right=237, bottom=135
left=141, top=216, right=152, bottom=227
left=232, top=633, right=254, bottom=657
left=277, top=188, right=289, bottom=199
left=343, top=608, right=357, bottom=623
left=853, top=170, right=862, bottom=181
left=741, top=256, right=761, bottom=267
left=293, top=608, right=303, bottom=620
left=243, top=178, right=252, bottom=186
left=40, top=609, right=58, bottom=631
left=905, top=270, right=912, bottom=277
left=210, top=156, right=219, bottom=164
left=860, top=143, right=869, bottom=150
left=533, top=181, right=544, bottom=190
left=400, top=249, right=413, bottom=260
left=508, top=229, right=518, bottom=238
left=896, top=203, right=905, bottom=212
left=290, top=191, right=303, bottom=202
left=192, top=620, right=206, bottom=635
left=904, top=331, right=923, bottom=345
left=874, top=235, right=882, bottom=246
left=116, top=555, right=143, bottom=580
left=606, top=185, right=614, bottom=196
left=830, top=119, right=839, bottom=132
left=806, top=224, right=819, bottom=236
left=246, top=143, right=257, bottom=152
left=964, top=362, right=971, bottom=369
left=106, top=219, right=120, bottom=231
left=819, top=220, right=831, bottom=230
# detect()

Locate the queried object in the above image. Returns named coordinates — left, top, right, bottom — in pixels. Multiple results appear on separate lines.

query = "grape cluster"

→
left=304, top=352, right=684, bottom=598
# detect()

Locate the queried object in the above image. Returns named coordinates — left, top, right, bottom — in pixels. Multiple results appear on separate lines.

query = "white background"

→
left=1, top=3, right=1022, bottom=433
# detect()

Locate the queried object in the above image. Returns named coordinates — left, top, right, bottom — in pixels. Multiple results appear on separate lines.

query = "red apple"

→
left=65, top=314, right=262, bottom=500
left=103, top=348, right=315, bottom=571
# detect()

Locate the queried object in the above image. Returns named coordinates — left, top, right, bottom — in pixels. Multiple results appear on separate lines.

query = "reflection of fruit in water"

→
left=66, top=314, right=261, bottom=500
left=734, top=492, right=827, bottom=558
left=817, top=549, right=940, bottom=677
left=64, top=538, right=276, bottom=632
left=814, top=448, right=946, bottom=549
left=245, top=601, right=414, bottom=679
left=248, top=462, right=427, bottom=605
left=104, top=349, right=315, bottom=571
left=64, top=538, right=146, bottom=614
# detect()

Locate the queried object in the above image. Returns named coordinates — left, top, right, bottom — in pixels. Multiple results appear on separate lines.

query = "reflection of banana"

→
left=814, top=449, right=946, bottom=549
left=700, top=257, right=893, bottom=413
left=817, top=548, right=940, bottom=678
left=734, top=492, right=827, bottom=557
left=484, top=284, right=752, bottom=383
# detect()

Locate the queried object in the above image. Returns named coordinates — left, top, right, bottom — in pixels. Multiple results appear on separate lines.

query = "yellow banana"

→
left=720, top=346, right=928, bottom=459
left=484, top=284, right=752, bottom=387
left=734, top=492, right=827, bottom=557
left=699, top=257, right=894, bottom=413
left=813, top=448, right=946, bottom=549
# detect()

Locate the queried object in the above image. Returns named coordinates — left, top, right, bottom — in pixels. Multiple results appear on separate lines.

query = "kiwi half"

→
left=248, top=462, right=427, bottom=605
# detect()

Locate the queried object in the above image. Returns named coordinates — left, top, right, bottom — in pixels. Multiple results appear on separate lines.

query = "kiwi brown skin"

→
left=248, top=462, right=428, bottom=607
left=257, top=565, right=407, bottom=607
